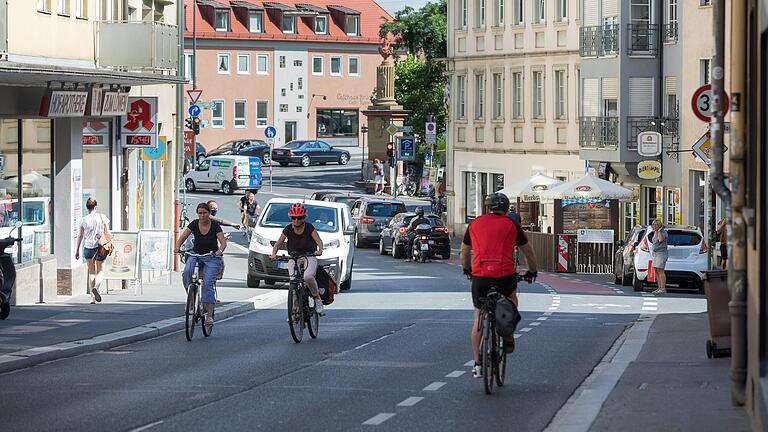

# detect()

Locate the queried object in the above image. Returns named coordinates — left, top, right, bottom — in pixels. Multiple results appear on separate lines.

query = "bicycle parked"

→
left=277, top=253, right=322, bottom=343
left=182, top=251, right=215, bottom=341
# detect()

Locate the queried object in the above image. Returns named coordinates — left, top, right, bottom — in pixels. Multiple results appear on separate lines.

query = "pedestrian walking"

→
left=75, top=197, right=111, bottom=304
left=716, top=218, right=728, bottom=269
left=650, top=220, right=668, bottom=294
left=373, top=158, right=385, bottom=195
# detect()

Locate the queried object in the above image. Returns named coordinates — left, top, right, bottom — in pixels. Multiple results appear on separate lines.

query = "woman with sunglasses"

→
left=174, top=202, right=227, bottom=325
left=270, top=203, right=325, bottom=314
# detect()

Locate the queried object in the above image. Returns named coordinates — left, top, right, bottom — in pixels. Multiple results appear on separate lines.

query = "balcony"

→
left=627, top=24, right=658, bottom=56
left=663, top=22, right=678, bottom=43
left=580, top=25, right=619, bottom=57
left=580, top=116, right=619, bottom=149
left=96, top=21, right=178, bottom=72
left=626, top=117, right=679, bottom=150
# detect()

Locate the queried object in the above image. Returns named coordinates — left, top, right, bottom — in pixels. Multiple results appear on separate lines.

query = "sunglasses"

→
left=291, top=216, right=305, bottom=220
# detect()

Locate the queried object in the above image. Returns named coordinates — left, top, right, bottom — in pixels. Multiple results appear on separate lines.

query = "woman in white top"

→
left=75, top=197, right=111, bottom=304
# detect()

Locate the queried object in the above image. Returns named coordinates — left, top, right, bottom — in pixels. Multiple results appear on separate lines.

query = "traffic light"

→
left=386, top=142, right=394, bottom=157
left=185, top=117, right=194, bottom=130
left=192, top=116, right=201, bottom=135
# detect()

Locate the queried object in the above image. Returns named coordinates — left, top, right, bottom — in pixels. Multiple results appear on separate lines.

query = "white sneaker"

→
left=315, top=299, right=324, bottom=314
left=472, top=364, right=482, bottom=378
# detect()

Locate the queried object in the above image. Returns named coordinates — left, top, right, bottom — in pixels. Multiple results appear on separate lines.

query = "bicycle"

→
left=277, top=253, right=321, bottom=343
left=182, top=251, right=216, bottom=341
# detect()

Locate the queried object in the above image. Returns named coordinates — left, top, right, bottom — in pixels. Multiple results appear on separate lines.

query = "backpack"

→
left=315, top=266, right=336, bottom=305
left=495, top=297, right=522, bottom=338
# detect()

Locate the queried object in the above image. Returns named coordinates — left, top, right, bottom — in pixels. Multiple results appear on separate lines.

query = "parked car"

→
left=207, top=139, right=271, bottom=164
left=247, top=199, right=356, bottom=291
left=631, top=225, right=708, bottom=293
left=309, top=190, right=340, bottom=201
left=271, top=140, right=351, bottom=167
left=349, top=197, right=407, bottom=248
left=612, top=225, right=648, bottom=286
left=322, top=193, right=366, bottom=208
left=183, top=155, right=262, bottom=194
left=379, top=212, right=451, bottom=259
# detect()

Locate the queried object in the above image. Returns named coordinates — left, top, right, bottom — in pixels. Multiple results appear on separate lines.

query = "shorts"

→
left=652, top=252, right=668, bottom=269
left=720, top=244, right=728, bottom=260
left=83, top=246, right=107, bottom=262
left=471, top=274, right=519, bottom=309
left=374, top=175, right=384, bottom=185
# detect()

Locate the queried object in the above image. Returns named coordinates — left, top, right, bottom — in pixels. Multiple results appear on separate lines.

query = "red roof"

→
left=184, top=0, right=391, bottom=44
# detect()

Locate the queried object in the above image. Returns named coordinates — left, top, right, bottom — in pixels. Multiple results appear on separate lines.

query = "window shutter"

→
left=665, top=76, right=677, bottom=95
left=629, top=77, right=654, bottom=116
left=584, top=0, right=599, bottom=26
left=602, top=77, right=618, bottom=99
left=583, top=78, right=599, bottom=116
left=602, top=0, right=618, bottom=19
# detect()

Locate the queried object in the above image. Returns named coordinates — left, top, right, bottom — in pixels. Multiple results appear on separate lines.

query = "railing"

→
left=97, top=21, right=179, bottom=72
left=627, top=24, right=657, bottom=56
left=663, top=22, right=678, bottom=43
left=580, top=25, right=619, bottom=57
left=626, top=116, right=679, bottom=150
left=579, top=116, right=619, bottom=149
left=520, top=232, right=557, bottom=273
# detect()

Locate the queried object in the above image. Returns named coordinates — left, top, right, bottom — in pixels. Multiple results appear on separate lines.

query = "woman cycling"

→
left=174, top=202, right=227, bottom=325
left=270, top=203, right=325, bottom=314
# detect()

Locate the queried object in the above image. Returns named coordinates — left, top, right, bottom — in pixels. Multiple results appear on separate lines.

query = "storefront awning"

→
left=540, top=175, right=634, bottom=202
left=0, top=62, right=185, bottom=88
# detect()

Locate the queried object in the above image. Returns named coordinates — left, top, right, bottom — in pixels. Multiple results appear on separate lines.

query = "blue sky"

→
left=378, top=0, right=431, bottom=15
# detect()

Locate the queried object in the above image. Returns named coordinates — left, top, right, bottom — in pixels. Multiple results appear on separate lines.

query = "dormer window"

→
left=215, top=10, right=229, bottom=31
left=249, top=11, right=263, bottom=32
left=345, top=15, right=359, bottom=36
left=282, top=14, right=295, bottom=33
left=315, top=15, right=328, bottom=34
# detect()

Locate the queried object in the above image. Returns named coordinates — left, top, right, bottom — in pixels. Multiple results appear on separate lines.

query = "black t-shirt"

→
left=282, top=223, right=317, bottom=255
left=189, top=219, right=223, bottom=254
left=240, top=197, right=258, bottom=216
left=462, top=218, right=528, bottom=247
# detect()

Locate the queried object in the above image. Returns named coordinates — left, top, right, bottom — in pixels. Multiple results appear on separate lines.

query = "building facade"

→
left=445, top=0, right=585, bottom=234
left=184, top=0, right=390, bottom=150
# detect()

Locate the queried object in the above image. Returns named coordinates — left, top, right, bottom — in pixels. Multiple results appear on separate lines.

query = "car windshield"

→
left=402, top=215, right=443, bottom=227
left=333, top=196, right=360, bottom=206
left=215, top=142, right=235, bottom=151
left=260, top=203, right=338, bottom=233
left=284, top=142, right=305, bottom=149
left=366, top=202, right=406, bottom=217
left=646, top=230, right=702, bottom=246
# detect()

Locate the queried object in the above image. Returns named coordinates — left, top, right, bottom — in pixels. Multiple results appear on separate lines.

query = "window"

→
left=279, top=104, right=289, bottom=112
left=513, top=0, right=523, bottom=24
left=700, top=58, right=711, bottom=85
left=666, top=189, right=680, bottom=225
left=256, top=55, right=268, bottom=75
left=298, top=77, right=303, bottom=90
left=556, top=0, right=567, bottom=21
left=296, top=106, right=303, bottom=113
left=249, top=12, right=263, bottom=33
left=474, top=73, right=485, bottom=119
left=460, top=0, right=468, bottom=28
left=532, top=70, right=544, bottom=119
left=212, top=100, right=224, bottom=128
left=474, top=0, right=486, bottom=28
left=494, top=0, right=504, bottom=26
left=97, top=0, right=114, bottom=20
left=512, top=71, right=523, bottom=118
left=215, top=11, right=229, bottom=31
left=315, top=15, right=328, bottom=34
left=667, top=0, right=677, bottom=24
left=534, top=0, right=544, bottom=23
left=184, top=52, right=193, bottom=83
left=456, top=75, right=466, bottom=119
left=234, top=101, right=247, bottom=128
left=312, top=56, right=324, bottom=75
left=555, top=69, right=567, bottom=119
left=217, top=53, right=230, bottom=74
left=256, top=101, right=268, bottom=126
left=700, top=0, right=711, bottom=5
left=237, top=54, right=250, bottom=74
left=492, top=73, right=504, bottom=119
left=58, top=0, right=69, bottom=15
left=37, top=0, right=51, bottom=13
left=348, top=57, right=360, bottom=76
left=317, top=109, right=359, bottom=138
left=290, top=83, right=294, bottom=91
left=279, top=56, right=286, bottom=68
left=75, top=0, right=86, bottom=18
left=282, top=15, right=295, bottom=33
left=281, top=89, right=286, bottom=97
left=346, top=15, right=359, bottom=36
left=330, top=56, right=342, bottom=76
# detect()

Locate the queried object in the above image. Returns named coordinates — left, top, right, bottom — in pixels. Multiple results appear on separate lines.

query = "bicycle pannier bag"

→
left=495, top=297, right=522, bottom=338
left=316, top=266, right=336, bottom=305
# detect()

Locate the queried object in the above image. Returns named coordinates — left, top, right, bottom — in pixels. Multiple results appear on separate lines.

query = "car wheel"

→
left=247, top=273, right=260, bottom=288
left=340, top=275, right=352, bottom=291
left=354, top=233, right=363, bottom=248
left=264, top=278, right=277, bottom=286
left=262, top=155, right=271, bottom=165
left=279, top=162, right=288, bottom=167
left=442, top=248, right=451, bottom=260
left=301, top=155, right=311, bottom=167
left=339, top=153, right=349, bottom=165
left=621, top=268, right=633, bottom=286
left=221, top=181, right=233, bottom=195
left=632, top=273, right=644, bottom=292
left=392, top=243, right=402, bottom=259
left=613, top=261, right=623, bottom=284
left=185, top=179, right=196, bottom=192
left=379, top=238, right=387, bottom=255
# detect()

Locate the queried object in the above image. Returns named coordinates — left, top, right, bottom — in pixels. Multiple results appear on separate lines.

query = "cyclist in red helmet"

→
left=270, top=203, right=325, bottom=313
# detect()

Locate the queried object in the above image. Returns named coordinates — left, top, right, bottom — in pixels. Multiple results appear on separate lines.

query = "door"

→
left=316, top=141, right=334, bottom=162
left=194, top=159, right=213, bottom=189
left=342, top=207, right=355, bottom=273
left=284, top=121, right=297, bottom=143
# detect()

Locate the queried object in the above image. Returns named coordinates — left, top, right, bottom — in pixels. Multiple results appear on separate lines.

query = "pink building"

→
left=184, top=0, right=390, bottom=151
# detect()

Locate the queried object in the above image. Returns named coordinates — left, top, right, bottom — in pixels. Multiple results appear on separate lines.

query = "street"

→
left=0, top=153, right=712, bottom=432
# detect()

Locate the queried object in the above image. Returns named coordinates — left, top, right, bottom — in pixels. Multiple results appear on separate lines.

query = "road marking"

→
left=514, top=333, right=522, bottom=339
left=228, top=242, right=250, bottom=253
left=549, top=307, right=558, bottom=310
left=530, top=322, right=541, bottom=327
left=129, top=421, right=164, bottom=432
left=638, top=382, right=648, bottom=390
left=520, top=327, right=532, bottom=332
left=544, top=311, right=554, bottom=316
left=641, top=307, right=658, bottom=311
left=362, top=413, right=396, bottom=426
left=423, top=382, right=446, bottom=391
left=537, top=317, right=548, bottom=321
left=464, top=360, right=474, bottom=367
left=397, top=396, right=424, bottom=407
left=445, top=370, right=466, bottom=378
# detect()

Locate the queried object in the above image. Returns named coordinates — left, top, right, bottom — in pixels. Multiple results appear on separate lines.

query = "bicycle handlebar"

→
left=182, top=251, right=216, bottom=258
left=275, top=252, right=319, bottom=262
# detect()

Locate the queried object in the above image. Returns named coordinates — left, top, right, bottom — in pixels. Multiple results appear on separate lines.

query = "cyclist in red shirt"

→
left=460, top=193, right=538, bottom=378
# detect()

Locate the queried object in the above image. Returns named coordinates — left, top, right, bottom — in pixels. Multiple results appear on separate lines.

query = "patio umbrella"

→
left=540, top=175, right=633, bottom=202
left=497, top=173, right=563, bottom=202
left=0, top=171, right=51, bottom=196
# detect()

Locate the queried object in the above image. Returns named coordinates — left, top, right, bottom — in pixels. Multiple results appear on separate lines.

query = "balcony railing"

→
left=97, top=21, right=178, bottom=72
left=626, top=116, right=679, bottom=150
left=627, top=24, right=658, bottom=56
left=580, top=116, right=619, bottom=149
left=663, top=22, right=678, bottom=43
left=580, top=25, right=620, bottom=57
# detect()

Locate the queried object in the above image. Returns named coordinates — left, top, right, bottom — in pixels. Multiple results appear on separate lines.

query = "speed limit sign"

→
left=691, top=84, right=730, bottom=122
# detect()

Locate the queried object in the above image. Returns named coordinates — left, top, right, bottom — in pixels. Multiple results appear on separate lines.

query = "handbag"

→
left=96, top=214, right=114, bottom=257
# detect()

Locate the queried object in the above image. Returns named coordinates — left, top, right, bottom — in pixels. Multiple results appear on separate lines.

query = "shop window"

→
left=464, top=172, right=479, bottom=221
left=666, top=188, right=681, bottom=225
left=316, top=109, right=359, bottom=138
left=645, top=186, right=662, bottom=225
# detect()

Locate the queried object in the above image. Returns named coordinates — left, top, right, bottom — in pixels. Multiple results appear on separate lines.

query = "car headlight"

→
left=253, top=233, right=271, bottom=247
left=324, top=239, right=340, bottom=249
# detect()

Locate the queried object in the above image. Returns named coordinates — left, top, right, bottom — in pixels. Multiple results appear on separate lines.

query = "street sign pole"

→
left=264, top=126, right=277, bottom=192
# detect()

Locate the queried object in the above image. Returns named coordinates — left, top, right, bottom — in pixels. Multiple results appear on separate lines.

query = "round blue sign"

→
left=264, top=126, right=277, bottom=138
left=142, top=137, right=166, bottom=160
left=188, top=104, right=201, bottom=117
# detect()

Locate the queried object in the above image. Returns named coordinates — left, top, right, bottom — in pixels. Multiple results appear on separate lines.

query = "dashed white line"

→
left=548, top=307, right=558, bottom=310
left=537, top=317, right=548, bottom=321
left=464, top=360, right=474, bottom=367
left=530, top=322, right=541, bottom=327
left=129, top=421, right=164, bottom=432
left=520, top=327, right=532, bottom=332
left=641, top=307, right=658, bottom=311
left=423, top=382, right=446, bottom=391
left=397, top=397, right=424, bottom=407
left=544, top=311, right=554, bottom=316
left=514, top=333, right=522, bottom=339
left=445, top=370, right=466, bottom=378
left=363, top=413, right=396, bottom=426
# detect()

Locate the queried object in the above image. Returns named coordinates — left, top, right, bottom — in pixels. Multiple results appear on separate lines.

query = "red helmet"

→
left=288, top=203, right=307, bottom=218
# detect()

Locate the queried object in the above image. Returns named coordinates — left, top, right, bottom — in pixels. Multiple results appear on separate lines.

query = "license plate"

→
left=420, top=243, right=429, bottom=251
left=276, top=261, right=286, bottom=269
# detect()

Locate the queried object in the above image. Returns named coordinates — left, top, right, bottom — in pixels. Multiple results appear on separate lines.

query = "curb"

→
left=0, top=290, right=286, bottom=374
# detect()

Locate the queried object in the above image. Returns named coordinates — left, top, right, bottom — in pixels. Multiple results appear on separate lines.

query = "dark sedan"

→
left=379, top=212, right=451, bottom=259
left=272, top=140, right=351, bottom=167
left=207, top=139, right=271, bottom=164
left=322, top=193, right=366, bottom=208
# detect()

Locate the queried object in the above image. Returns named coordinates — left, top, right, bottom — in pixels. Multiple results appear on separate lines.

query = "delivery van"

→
left=183, top=155, right=262, bottom=194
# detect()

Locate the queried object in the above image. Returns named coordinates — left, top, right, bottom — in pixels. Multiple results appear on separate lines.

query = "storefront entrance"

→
left=82, top=120, right=112, bottom=218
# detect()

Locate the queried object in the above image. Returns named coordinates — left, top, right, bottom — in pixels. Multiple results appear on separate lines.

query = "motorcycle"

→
left=0, top=221, right=23, bottom=320
left=411, top=223, right=433, bottom=263
left=430, top=195, right=446, bottom=217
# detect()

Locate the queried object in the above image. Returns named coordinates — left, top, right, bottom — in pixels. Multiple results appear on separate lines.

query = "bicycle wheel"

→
left=185, top=284, right=197, bottom=341
left=495, top=333, right=507, bottom=387
left=288, top=284, right=305, bottom=343
left=482, top=313, right=494, bottom=394
left=307, top=295, right=320, bottom=339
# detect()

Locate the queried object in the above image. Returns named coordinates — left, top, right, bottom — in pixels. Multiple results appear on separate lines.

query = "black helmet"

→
left=485, top=193, right=510, bottom=214
left=415, top=207, right=424, bottom=217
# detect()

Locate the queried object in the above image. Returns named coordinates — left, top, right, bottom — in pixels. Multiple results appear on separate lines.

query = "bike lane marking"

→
left=397, top=397, right=424, bottom=407
left=362, top=413, right=396, bottom=426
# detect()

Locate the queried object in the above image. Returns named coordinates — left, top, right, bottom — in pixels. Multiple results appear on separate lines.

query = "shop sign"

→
left=101, top=92, right=130, bottom=116
left=637, top=160, right=662, bottom=180
left=521, top=194, right=541, bottom=202
left=104, top=231, right=140, bottom=281
left=183, top=131, right=195, bottom=157
left=142, top=136, right=167, bottom=161
left=637, top=131, right=662, bottom=157
left=139, top=229, right=172, bottom=271
left=120, top=97, right=158, bottom=149
left=575, top=185, right=592, bottom=192
left=46, top=91, right=89, bottom=117
left=577, top=229, right=614, bottom=244
left=90, top=87, right=104, bottom=116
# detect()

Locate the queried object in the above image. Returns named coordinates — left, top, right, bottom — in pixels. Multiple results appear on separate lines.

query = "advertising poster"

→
left=71, top=164, right=82, bottom=260
left=104, top=231, right=140, bottom=280
left=139, top=230, right=171, bottom=271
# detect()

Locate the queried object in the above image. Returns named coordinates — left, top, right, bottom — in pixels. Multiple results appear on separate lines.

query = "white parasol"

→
left=539, top=175, right=633, bottom=202
left=497, top=173, right=563, bottom=202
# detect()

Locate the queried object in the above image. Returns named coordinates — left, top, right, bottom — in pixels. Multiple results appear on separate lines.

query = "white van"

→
left=184, top=155, right=262, bottom=194
left=248, top=199, right=356, bottom=291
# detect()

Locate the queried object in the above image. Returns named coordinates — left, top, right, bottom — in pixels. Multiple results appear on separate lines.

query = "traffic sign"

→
left=187, top=89, right=203, bottom=104
left=398, top=136, right=415, bottom=161
left=637, top=131, right=662, bottom=157
left=386, top=123, right=413, bottom=135
left=691, top=84, right=730, bottom=122
left=425, top=121, right=436, bottom=145
left=265, top=126, right=277, bottom=139
left=691, top=132, right=728, bottom=165
left=142, top=136, right=167, bottom=161
left=188, top=104, right=201, bottom=117
left=386, top=124, right=398, bottom=135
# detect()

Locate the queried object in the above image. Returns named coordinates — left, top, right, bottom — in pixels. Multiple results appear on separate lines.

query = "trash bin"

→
left=704, top=270, right=731, bottom=358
